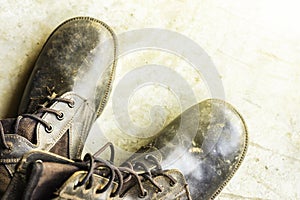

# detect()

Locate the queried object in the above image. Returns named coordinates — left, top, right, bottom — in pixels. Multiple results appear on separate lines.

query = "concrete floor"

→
left=0, top=1, right=299, bottom=199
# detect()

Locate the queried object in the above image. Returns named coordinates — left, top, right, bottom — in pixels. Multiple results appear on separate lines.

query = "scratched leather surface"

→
left=18, top=17, right=117, bottom=118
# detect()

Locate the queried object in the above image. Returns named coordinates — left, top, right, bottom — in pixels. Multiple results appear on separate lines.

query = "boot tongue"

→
left=5, top=94, right=55, bottom=144
left=1, top=115, right=40, bottom=144
left=2, top=151, right=81, bottom=200
left=23, top=161, right=80, bottom=200
left=16, top=116, right=39, bottom=144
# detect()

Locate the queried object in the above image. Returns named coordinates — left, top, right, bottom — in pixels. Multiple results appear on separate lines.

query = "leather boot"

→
left=0, top=16, right=117, bottom=196
left=2, top=143, right=192, bottom=200
left=123, top=99, right=248, bottom=199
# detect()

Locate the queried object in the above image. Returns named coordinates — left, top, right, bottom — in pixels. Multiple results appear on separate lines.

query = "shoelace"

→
left=76, top=142, right=178, bottom=198
left=0, top=90, right=75, bottom=150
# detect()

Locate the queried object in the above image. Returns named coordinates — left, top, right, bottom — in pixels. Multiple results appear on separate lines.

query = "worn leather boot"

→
left=0, top=16, right=117, bottom=196
left=2, top=143, right=192, bottom=200
left=124, top=99, right=248, bottom=199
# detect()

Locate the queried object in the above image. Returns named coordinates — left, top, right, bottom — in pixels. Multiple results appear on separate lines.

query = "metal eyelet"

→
left=68, top=100, right=75, bottom=108
left=144, top=154, right=151, bottom=160
left=4, top=142, right=13, bottom=152
left=56, top=111, right=64, bottom=120
left=73, top=180, right=80, bottom=190
left=155, top=187, right=163, bottom=193
left=45, top=124, right=53, bottom=133
left=170, top=181, right=176, bottom=187
left=85, top=183, right=92, bottom=191
left=36, top=160, right=43, bottom=164
left=138, top=190, right=148, bottom=198
left=73, top=184, right=78, bottom=190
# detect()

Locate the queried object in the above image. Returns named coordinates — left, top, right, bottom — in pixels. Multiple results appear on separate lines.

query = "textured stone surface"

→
left=0, top=1, right=299, bottom=199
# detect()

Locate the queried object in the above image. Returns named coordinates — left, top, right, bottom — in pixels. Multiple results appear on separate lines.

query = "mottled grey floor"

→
left=0, top=1, right=299, bottom=199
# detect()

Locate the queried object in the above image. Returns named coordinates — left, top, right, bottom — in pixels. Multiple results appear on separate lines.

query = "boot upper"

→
left=18, top=17, right=117, bottom=118
left=123, top=99, right=248, bottom=199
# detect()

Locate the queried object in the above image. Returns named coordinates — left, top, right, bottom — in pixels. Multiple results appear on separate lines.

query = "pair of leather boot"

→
left=0, top=17, right=248, bottom=199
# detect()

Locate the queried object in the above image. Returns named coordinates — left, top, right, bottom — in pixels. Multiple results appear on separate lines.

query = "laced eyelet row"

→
left=20, top=95, right=75, bottom=135
left=37, top=98, right=75, bottom=133
left=0, top=91, right=75, bottom=149
left=72, top=143, right=178, bottom=198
